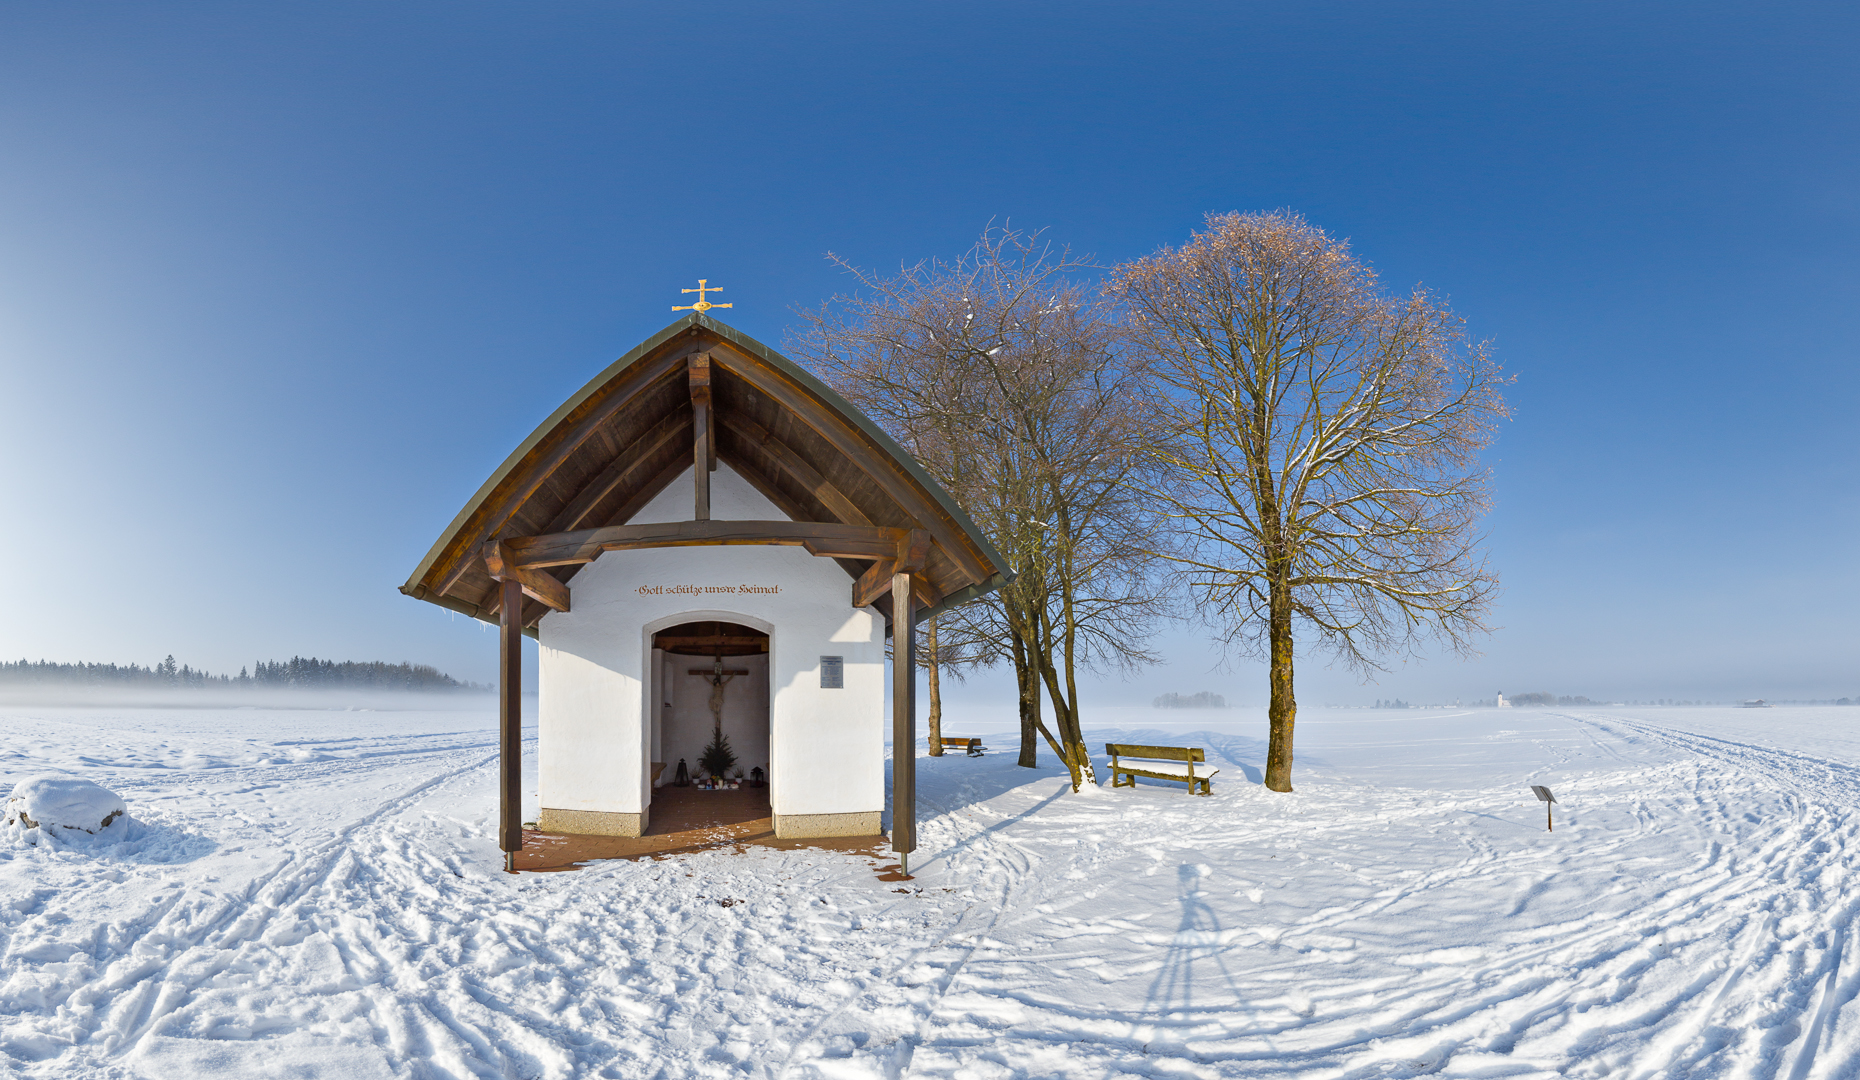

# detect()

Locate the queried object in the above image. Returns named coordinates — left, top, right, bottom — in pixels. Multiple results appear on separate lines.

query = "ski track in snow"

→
left=0, top=705, right=1857, bottom=1078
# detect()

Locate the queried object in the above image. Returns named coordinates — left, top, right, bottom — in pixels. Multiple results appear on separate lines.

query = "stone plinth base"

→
left=538, top=807, right=647, bottom=838
left=773, top=811, right=881, bottom=839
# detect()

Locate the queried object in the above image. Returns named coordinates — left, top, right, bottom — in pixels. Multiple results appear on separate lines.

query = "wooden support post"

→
left=499, top=576, right=523, bottom=869
left=892, top=571, right=916, bottom=874
left=689, top=353, right=712, bottom=521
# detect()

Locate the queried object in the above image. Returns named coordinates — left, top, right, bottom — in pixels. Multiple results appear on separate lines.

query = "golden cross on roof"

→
left=673, top=279, right=732, bottom=314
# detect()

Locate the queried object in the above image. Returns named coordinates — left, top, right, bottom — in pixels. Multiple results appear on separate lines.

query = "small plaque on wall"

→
left=820, top=656, right=844, bottom=689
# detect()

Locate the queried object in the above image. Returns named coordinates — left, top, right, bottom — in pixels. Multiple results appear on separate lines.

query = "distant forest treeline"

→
left=0, top=655, right=487, bottom=693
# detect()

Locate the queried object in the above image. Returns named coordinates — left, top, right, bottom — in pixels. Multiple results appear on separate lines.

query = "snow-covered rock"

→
left=4, top=776, right=127, bottom=834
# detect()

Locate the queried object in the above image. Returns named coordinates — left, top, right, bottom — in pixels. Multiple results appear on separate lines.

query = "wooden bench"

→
left=1105, top=743, right=1218, bottom=796
left=930, top=736, right=986, bottom=757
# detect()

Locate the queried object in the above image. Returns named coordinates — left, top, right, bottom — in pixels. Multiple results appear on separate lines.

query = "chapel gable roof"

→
left=400, top=313, right=1009, bottom=634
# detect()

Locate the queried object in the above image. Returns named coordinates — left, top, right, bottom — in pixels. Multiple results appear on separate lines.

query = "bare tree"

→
left=795, top=227, right=1171, bottom=789
left=1110, top=211, right=1507, bottom=792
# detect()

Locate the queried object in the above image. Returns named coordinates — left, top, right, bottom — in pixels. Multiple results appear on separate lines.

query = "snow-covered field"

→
left=2, top=702, right=1857, bottom=1079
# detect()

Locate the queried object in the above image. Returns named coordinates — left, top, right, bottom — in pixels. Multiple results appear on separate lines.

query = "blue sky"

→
left=0, top=2, right=1854, bottom=706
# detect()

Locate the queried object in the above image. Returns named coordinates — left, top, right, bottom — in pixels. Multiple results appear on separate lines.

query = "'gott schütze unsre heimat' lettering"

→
left=635, top=584, right=781, bottom=596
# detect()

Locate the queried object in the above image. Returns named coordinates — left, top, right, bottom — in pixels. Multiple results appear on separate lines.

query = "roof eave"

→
left=401, top=315, right=705, bottom=596
left=401, top=312, right=1011, bottom=618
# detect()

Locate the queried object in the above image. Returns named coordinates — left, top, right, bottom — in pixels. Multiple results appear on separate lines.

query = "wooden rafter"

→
left=505, top=519, right=910, bottom=570
left=707, top=344, right=993, bottom=586
left=544, top=410, right=689, bottom=535
left=597, top=456, right=690, bottom=531
left=722, top=414, right=874, bottom=526
left=718, top=440, right=946, bottom=607
left=432, top=348, right=690, bottom=597
left=541, top=455, right=694, bottom=603
left=718, top=444, right=818, bottom=523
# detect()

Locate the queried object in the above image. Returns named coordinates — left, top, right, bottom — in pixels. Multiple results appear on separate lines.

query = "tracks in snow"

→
left=104, top=741, right=506, bottom=1060
left=773, top=771, right=1047, bottom=1078
left=882, top=714, right=1860, bottom=1078
left=1582, top=713, right=1860, bottom=1079
left=8, top=710, right=1860, bottom=1079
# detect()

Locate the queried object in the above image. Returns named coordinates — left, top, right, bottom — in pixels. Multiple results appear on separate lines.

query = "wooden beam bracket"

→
left=898, top=529, right=930, bottom=573
left=484, top=540, right=572, bottom=613
left=856, top=529, right=933, bottom=608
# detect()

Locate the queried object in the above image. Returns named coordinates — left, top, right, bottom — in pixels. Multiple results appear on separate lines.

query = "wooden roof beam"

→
left=505, top=520, right=908, bottom=570
left=722, top=414, right=873, bottom=527
left=718, top=444, right=821, bottom=525
left=544, top=410, right=689, bottom=535
left=428, top=348, right=690, bottom=598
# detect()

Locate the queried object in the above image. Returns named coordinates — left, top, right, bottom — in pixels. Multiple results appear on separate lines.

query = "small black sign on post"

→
left=1531, top=785, right=1557, bottom=831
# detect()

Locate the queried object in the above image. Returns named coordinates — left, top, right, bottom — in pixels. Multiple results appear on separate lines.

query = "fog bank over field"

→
left=0, top=656, right=492, bottom=711
left=0, top=685, right=500, bottom=712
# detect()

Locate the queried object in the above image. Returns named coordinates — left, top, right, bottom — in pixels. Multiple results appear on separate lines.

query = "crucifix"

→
left=689, top=655, right=750, bottom=735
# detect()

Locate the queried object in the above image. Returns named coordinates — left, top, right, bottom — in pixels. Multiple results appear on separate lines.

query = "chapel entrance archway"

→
left=648, top=619, right=771, bottom=835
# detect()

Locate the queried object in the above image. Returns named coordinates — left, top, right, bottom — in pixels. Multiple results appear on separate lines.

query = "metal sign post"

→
left=1531, top=785, right=1557, bottom=831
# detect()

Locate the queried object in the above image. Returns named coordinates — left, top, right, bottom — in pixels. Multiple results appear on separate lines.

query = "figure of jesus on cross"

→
left=691, top=655, right=749, bottom=735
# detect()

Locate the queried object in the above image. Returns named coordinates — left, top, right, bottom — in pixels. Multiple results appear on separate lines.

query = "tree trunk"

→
left=1052, top=557, right=1097, bottom=787
left=1265, top=580, right=1296, bottom=792
left=1034, top=607, right=1092, bottom=791
left=1025, top=603, right=1084, bottom=790
left=1037, top=657, right=1088, bottom=791
left=1010, top=627, right=1050, bottom=768
left=925, top=615, right=944, bottom=756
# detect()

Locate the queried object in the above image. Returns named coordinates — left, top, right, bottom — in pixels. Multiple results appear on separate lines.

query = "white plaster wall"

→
left=537, top=463, right=884, bottom=820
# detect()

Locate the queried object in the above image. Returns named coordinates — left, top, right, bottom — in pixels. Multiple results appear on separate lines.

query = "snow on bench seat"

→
left=1104, top=743, right=1218, bottom=796
left=1117, top=759, right=1200, bottom=779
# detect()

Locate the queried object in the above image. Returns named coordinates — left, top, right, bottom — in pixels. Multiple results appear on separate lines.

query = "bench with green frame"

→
left=1105, top=743, right=1218, bottom=796
left=930, top=736, right=986, bottom=757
